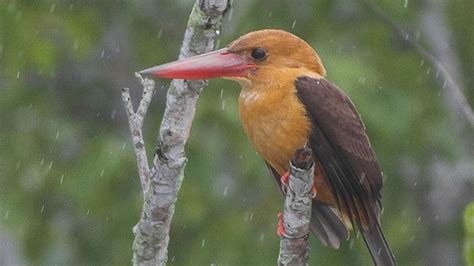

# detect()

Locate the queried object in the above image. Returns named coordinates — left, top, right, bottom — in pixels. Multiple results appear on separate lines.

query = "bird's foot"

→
left=277, top=212, right=286, bottom=237
left=280, top=171, right=317, bottom=198
left=280, top=171, right=289, bottom=194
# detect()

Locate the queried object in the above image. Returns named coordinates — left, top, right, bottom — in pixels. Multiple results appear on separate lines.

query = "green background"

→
left=1, top=0, right=473, bottom=265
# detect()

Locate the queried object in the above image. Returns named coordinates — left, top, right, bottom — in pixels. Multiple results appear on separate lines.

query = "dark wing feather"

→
left=265, top=162, right=349, bottom=249
left=295, top=76, right=396, bottom=265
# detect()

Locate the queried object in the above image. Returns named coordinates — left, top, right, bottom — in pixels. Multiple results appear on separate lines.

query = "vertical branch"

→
left=278, top=148, right=315, bottom=266
left=125, top=1, right=230, bottom=265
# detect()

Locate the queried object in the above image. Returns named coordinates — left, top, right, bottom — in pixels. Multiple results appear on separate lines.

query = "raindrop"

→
left=435, top=70, right=439, bottom=78
left=158, top=29, right=163, bottom=39
left=291, top=20, right=296, bottom=28
left=40, top=159, right=45, bottom=166
left=381, top=207, right=385, bottom=215
left=417, top=216, right=421, bottom=222
left=86, top=209, right=90, bottom=216
left=16, top=71, right=20, bottom=79
left=41, top=204, right=45, bottom=213
left=413, top=181, right=417, bottom=186
left=249, top=212, right=254, bottom=221
left=442, top=80, right=446, bottom=88
left=221, top=98, right=226, bottom=110
left=105, top=217, right=109, bottom=221
left=4, top=210, right=10, bottom=220
left=227, top=7, right=233, bottom=21
left=48, top=161, right=54, bottom=170
left=16, top=161, right=21, bottom=170
left=259, top=232, right=265, bottom=242
left=171, top=256, right=175, bottom=262
left=50, top=3, right=56, bottom=13
left=55, top=131, right=60, bottom=140
left=111, top=109, right=117, bottom=119
left=100, top=169, right=105, bottom=177
left=404, top=0, right=408, bottom=8
left=220, top=88, right=224, bottom=99
left=215, top=29, right=220, bottom=35
left=100, top=49, right=105, bottom=59
left=201, top=238, right=206, bottom=248
left=73, top=40, right=79, bottom=50
left=359, top=173, right=366, bottom=184
left=420, top=59, right=424, bottom=67
left=60, top=174, right=64, bottom=184
left=268, top=11, right=272, bottom=17
left=122, top=142, right=127, bottom=150
left=223, top=186, right=229, bottom=196
left=426, top=68, right=431, bottom=75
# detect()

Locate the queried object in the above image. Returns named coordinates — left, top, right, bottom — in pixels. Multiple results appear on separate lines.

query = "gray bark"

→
left=278, top=148, right=314, bottom=266
left=122, top=1, right=229, bottom=265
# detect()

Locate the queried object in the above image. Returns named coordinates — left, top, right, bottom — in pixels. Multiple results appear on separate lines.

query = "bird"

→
left=140, top=29, right=396, bottom=265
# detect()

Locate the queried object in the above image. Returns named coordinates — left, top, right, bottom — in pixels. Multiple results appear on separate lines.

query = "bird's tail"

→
left=362, top=222, right=397, bottom=266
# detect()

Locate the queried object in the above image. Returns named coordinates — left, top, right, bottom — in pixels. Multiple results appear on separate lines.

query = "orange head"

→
left=140, top=29, right=326, bottom=86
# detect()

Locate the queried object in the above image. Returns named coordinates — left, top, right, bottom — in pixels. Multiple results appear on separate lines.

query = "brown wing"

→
left=295, top=76, right=396, bottom=265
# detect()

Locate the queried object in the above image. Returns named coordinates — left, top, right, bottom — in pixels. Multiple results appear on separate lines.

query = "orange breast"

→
left=238, top=81, right=335, bottom=205
left=238, top=83, right=311, bottom=175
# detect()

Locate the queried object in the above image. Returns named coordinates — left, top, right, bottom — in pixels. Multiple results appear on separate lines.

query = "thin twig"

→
left=121, top=76, right=155, bottom=193
left=361, top=0, right=474, bottom=128
left=124, top=1, right=230, bottom=265
left=278, top=148, right=315, bottom=266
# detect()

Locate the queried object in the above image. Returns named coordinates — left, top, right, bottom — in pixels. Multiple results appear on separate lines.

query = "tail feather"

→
left=362, top=222, right=397, bottom=266
left=310, top=202, right=349, bottom=249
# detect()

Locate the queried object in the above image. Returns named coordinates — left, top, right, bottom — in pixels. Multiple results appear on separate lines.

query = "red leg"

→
left=280, top=171, right=289, bottom=186
left=277, top=212, right=286, bottom=237
left=280, top=171, right=289, bottom=194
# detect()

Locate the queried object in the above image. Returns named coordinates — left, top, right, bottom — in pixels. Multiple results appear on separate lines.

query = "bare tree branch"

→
left=361, top=0, right=474, bottom=129
left=278, top=148, right=314, bottom=266
left=122, top=1, right=229, bottom=265
left=121, top=75, right=155, bottom=193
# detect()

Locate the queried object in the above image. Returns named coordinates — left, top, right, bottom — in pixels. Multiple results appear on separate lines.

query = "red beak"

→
left=139, top=48, right=255, bottom=79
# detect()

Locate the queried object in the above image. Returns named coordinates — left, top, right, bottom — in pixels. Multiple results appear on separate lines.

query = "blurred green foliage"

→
left=0, top=0, right=473, bottom=265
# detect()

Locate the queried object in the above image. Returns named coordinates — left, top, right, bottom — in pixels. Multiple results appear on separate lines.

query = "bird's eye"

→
left=250, top=48, right=267, bottom=60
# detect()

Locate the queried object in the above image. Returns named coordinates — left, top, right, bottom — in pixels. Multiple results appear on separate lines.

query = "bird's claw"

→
left=280, top=171, right=289, bottom=194
left=277, top=212, right=286, bottom=237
